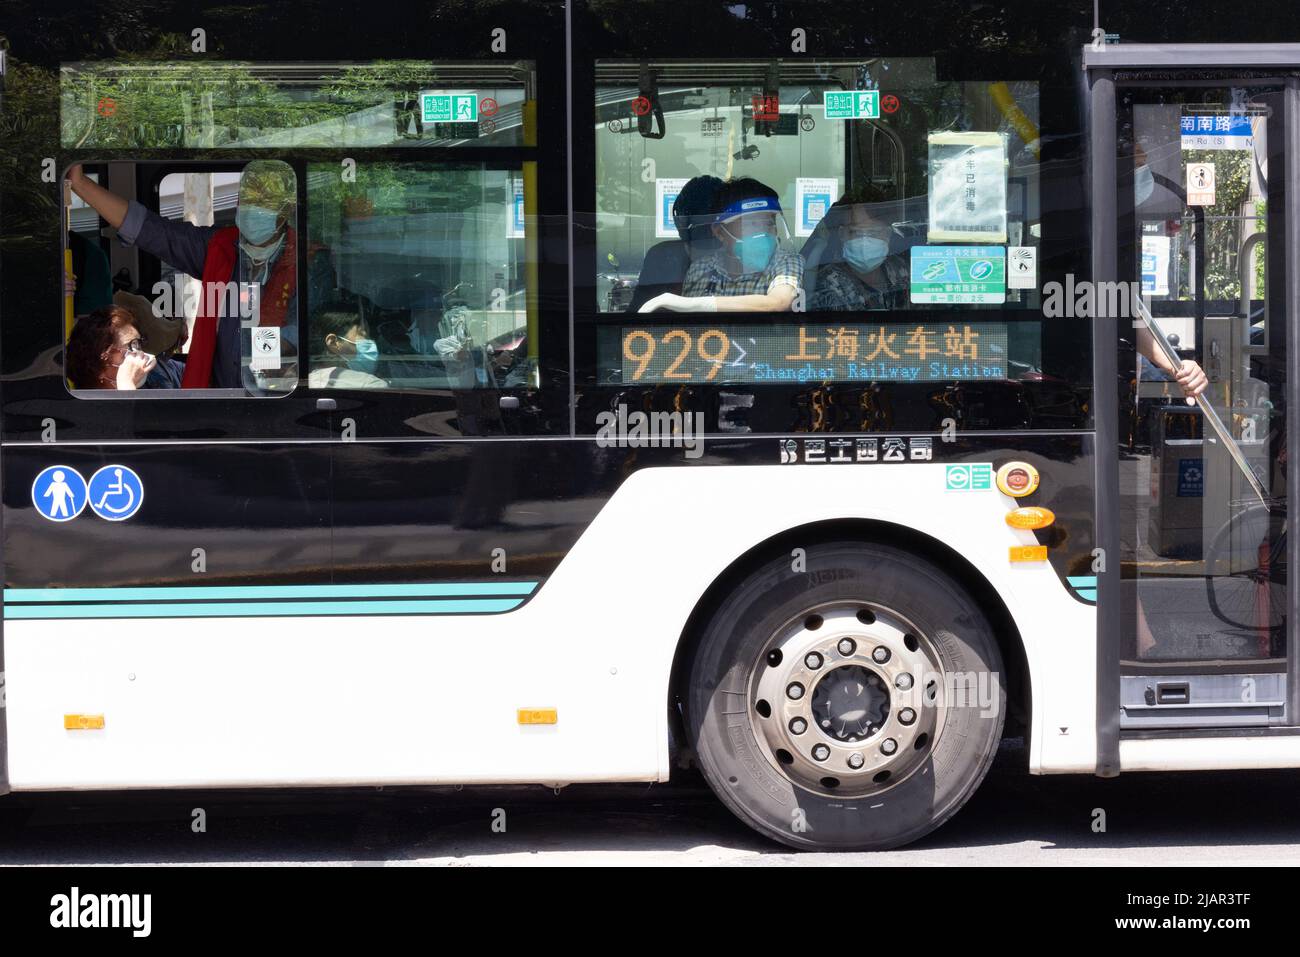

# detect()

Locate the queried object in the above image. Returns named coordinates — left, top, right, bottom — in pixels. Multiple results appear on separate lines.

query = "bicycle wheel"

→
left=1204, top=505, right=1287, bottom=638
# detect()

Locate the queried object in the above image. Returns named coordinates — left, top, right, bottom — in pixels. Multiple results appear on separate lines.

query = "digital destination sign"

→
left=598, top=323, right=1011, bottom=385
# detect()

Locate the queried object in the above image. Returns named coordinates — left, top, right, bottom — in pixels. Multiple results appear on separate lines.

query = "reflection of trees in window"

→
left=1180, top=147, right=1258, bottom=302
left=60, top=61, right=470, bottom=149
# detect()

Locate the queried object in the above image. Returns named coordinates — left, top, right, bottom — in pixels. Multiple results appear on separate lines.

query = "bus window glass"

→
left=592, top=59, right=1042, bottom=388
left=62, top=160, right=301, bottom=395
left=60, top=62, right=533, bottom=149
left=306, top=163, right=535, bottom=390
left=595, top=59, right=1040, bottom=317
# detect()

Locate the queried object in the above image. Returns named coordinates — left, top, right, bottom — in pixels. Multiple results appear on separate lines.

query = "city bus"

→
left=0, top=0, right=1296, bottom=851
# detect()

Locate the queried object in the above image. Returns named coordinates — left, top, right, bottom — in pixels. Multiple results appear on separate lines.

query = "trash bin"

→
left=1148, top=405, right=1204, bottom=559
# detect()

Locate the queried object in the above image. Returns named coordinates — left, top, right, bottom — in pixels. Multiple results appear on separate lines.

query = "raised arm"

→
left=67, top=164, right=219, bottom=279
left=67, top=164, right=128, bottom=229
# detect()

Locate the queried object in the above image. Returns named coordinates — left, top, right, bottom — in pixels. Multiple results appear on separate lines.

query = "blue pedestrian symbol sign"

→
left=31, top=465, right=88, bottom=522
left=87, top=465, right=144, bottom=521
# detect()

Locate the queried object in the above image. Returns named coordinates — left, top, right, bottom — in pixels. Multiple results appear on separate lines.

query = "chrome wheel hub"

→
left=749, top=602, right=945, bottom=797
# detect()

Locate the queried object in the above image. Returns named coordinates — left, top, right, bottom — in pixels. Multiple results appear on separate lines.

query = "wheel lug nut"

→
left=847, top=752, right=864, bottom=769
left=837, top=638, right=856, bottom=656
left=872, top=646, right=891, bottom=663
left=900, top=708, right=917, bottom=725
left=880, top=738, right=898, bottom=755
left=895, top=673, right=914, bottom=690
left=804, top=652, right=823, bottom=670
left=786, top=682, right=805, bottom=700
left=789, top=717, right=807, bottom=735
left=812, top=744, right=830, bottom=761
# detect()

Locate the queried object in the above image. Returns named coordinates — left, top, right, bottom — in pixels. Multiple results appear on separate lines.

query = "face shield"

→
left=714, top=197, right=791, bottom=275
left=236, top=160, right=296, bottom=262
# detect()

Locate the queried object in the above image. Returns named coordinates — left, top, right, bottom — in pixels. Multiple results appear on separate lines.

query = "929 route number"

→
left=623, top=328, right=731, bottom=381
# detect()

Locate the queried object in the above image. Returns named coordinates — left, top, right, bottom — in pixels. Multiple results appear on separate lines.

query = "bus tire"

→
left=685, top=541, right=1006, bottom=850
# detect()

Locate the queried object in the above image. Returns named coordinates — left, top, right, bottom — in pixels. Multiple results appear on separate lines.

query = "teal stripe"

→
left=1067, top=576, right=1098, bottom=587
left=1075, top=589, right=1097, bottom=602
left=4, top=582, right=538, bottom=603
left=4, top=598, right=524, bottom=620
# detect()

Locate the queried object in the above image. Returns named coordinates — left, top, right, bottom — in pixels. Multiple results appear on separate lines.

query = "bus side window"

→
left=62, top=160, right=301, bottom=396
left=304, top=162, right=535, bottom=392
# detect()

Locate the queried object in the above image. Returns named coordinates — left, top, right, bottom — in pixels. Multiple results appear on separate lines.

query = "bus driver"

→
left=638, top=177, right=803, bottom=313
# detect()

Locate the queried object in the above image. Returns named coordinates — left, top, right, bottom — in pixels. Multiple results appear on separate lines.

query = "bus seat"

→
left=800, top=218, right=838, bottom=302
left=627, top=239, right=691, bottom=312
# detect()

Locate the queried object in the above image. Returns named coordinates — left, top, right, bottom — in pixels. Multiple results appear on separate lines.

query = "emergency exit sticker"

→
left=421, top=91, right=478, bottom=124
left=823, top=91, right=880, bottom=120
left=1187, top=162, right=1216, bottom=206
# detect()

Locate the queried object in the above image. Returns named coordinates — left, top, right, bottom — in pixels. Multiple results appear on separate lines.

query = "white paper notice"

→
left=927, top=131, right=1009, bottom=243
left=1141, top=235, right=1172, bottom=297
left=795, top=177, right=839, bottom=237
left=1007, top=246, right=1037, bottom=289
left=654, top=177, right=689, bottom=239
left=250, top=326, right=281, bottom=372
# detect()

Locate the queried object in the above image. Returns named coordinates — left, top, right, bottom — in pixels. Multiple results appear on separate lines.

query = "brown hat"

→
left=113, top=290, right=186, bottom=356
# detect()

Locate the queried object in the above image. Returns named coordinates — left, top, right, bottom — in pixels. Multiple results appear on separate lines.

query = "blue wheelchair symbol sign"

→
left=87, top=465, right=144, bottom=521
left=31, top=465, right=88, bottom=522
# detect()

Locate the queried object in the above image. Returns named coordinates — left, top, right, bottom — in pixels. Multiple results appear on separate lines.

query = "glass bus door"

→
left=1117, top=79, right=1290, bottom=729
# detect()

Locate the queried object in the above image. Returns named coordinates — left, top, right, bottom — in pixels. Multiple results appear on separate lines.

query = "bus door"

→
left=1090, top=48, right=1299, bottom=732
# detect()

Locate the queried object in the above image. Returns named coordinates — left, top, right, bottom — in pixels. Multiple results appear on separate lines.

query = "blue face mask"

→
left=342, top=336, right=380, bottom=375
left=842, top=235, right=890, bottom=274
left=236, top=204, right=281, bottom=245
left=1135, top=164, right=1155, bottom=206
left=730, top=231, right=778, bottom=274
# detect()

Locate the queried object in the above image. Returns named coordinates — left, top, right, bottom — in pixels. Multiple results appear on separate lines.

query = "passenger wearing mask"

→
left=809, top=192, right=909, bottom=311
left=309, top=302, right=386, bottom=389
left=67, top=160, right=299, bottom=389
left=66, top=304, right=184, bottom=391
left=639, top=177, right=802, bottom=312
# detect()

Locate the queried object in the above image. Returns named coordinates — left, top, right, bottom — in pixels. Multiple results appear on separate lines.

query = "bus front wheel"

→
left=685, top=542, right=1006, bottom=850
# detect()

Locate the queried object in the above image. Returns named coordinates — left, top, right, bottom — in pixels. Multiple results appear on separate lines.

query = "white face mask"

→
left=1135, top=163, right=1155, bottom=206
left=239, top=232, right=285, bottom=273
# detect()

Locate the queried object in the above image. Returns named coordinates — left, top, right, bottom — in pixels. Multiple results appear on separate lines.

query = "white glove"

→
left=638, top=293, right=718, bottom=313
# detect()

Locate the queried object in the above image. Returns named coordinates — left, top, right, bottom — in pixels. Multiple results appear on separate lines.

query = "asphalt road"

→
left=3, top=740, right=1299, bottom=865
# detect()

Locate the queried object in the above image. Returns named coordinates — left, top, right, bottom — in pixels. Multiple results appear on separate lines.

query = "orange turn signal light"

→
left=1009, top=545, right=1049, bottom=563
left=517, top=708, right=558, bottom=725
left=63, top=714, right=105, bottom=730
left=1005, top=506, right=1055, bottom=530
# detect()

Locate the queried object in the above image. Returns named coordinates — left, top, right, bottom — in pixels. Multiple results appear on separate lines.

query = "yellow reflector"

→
left=63, top=714, right=105, bottom=730
left=996, top=461, right=1041, bottom=497
left=517, top=708, right=557, bottom=725
left=1005, top=506, right=1056, bottom=530
left=1009, top=545, right=1049, bottom=563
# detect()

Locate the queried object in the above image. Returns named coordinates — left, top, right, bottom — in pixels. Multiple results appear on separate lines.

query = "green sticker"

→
left=823, top=90, right=880, bottom=120
left=946, top=464, right=993, bottom=491
left=421, top=92, right=478, bottom=124
left=910, top=246, right=1006, bottom=304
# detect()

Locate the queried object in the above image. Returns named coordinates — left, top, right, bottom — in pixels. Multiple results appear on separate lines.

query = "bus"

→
left=0, top=0, right=1295, bottom=851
